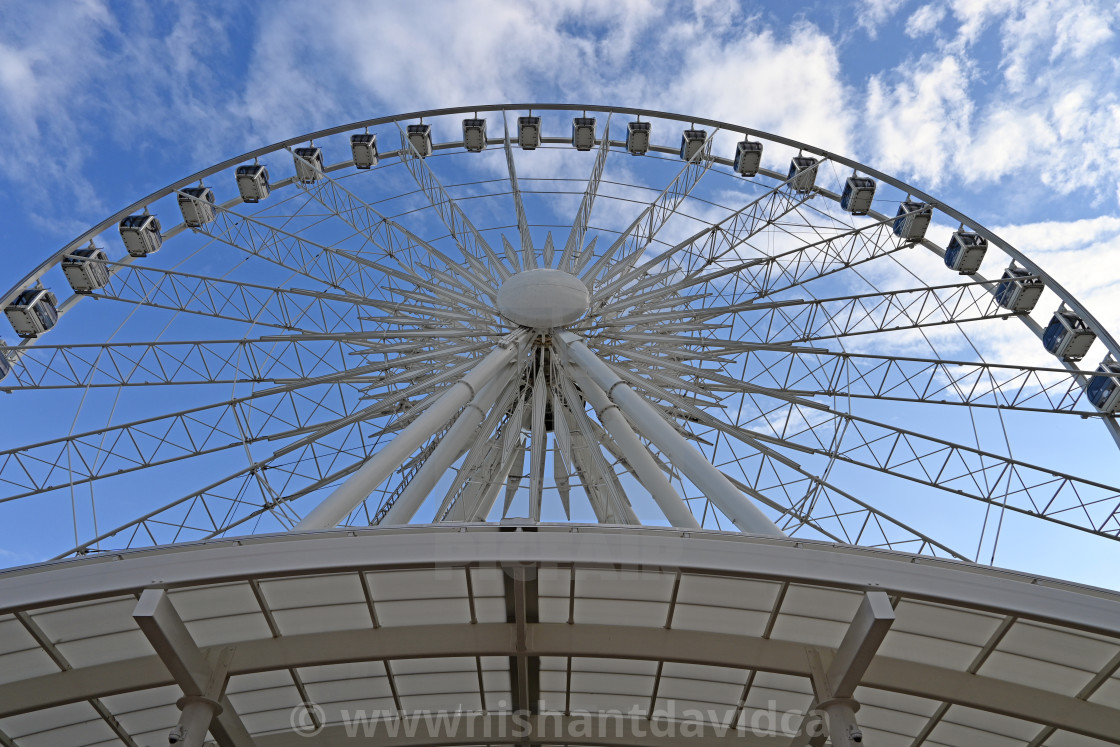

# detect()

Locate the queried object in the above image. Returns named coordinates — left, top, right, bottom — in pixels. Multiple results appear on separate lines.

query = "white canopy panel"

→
left=0, top=525, right=1118, bottom=746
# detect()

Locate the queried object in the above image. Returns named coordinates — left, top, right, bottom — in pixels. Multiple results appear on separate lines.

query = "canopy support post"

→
left=133, top=589, right=253, bottom=747
left=795, top=590, right=896, bottom=747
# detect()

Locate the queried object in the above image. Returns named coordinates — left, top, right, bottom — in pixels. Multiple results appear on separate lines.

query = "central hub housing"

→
left=496, top=269, right=590, bottom=328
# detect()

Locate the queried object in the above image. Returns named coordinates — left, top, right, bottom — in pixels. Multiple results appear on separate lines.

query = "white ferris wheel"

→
left=1, top=103, right=1117, bottom=560
left=1, top=104, right=1120, bottom=747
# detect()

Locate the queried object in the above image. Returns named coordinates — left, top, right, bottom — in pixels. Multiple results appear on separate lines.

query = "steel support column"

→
left=568, top=366, right=699, bottom=528
left=793, top=591, right=896, bottom=747
left=381, top=377, right=506, bottom=525
left=557, top=332, right=782, bottom=536
left=296, top=333, right=525, bottom=530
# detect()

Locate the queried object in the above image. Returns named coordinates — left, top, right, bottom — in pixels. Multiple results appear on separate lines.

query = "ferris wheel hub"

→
left=496, top=268, right=590, bottom=328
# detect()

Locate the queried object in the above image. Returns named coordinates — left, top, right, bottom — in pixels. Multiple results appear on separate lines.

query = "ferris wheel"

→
left=1, top=103, right=1119, bottom=566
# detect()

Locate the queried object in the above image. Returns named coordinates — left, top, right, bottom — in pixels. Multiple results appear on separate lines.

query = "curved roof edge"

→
left=3, top=524, right=1119, bottom=636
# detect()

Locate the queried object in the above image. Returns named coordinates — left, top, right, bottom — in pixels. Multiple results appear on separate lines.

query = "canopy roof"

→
left=1, top=524, right=1118, bottom=746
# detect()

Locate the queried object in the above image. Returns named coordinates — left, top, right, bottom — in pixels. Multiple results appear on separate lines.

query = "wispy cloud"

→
left=905, top=4, right=948, bottom=37
left=857, top=0, right=907, bottom=38
left=861, top=0, right=1119, bottom=210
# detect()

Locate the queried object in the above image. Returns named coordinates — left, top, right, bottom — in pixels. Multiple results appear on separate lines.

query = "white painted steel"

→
left=1, top=102, right=1118, bottom=580
left=569, top=365, right=699, bottom=529
left=295, top=336, right=524, bottom=530
left=380, top=378, right=505, bottom=525
left=496, top=269, right=590, bottom=328
left=2, top=527, right=1120, bottom=745
left=559, top=331, right=784, bottom=537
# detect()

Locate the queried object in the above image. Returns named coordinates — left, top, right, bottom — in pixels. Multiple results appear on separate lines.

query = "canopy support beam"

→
left=793, top=591, right=896, bottom=747
left=132, top=589, right=253, bottom=747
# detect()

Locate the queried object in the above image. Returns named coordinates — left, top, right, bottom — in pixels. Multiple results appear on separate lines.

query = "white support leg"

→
left=172, top=697, right=222, bottom=747
left=296, top=334, right=525, bottom=530
left=462, top=439, right=521, bottom=521
left=381, top=376, right=506, bottom=525
left=569, top=366, right=700, bottom=529
left=529, top=364, right=547, bottom=522
left=557, top=331, right=783, bottom=537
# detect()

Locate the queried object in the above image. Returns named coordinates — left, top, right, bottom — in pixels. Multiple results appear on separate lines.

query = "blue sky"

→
left=1, top=0, right=1119, bottom=584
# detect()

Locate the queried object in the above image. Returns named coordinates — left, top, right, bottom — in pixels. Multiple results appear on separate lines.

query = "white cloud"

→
left=624, top=21, right=854, bottom=154
left=905, top=3, right=947, bottom=37
left=957, top=107, right=1051, bottom=184
left=947, top=0, right=1019, bottom=43
left=865, top=54, right=973, bottom=187
left=1, top=0, right=1117, bottom=252
left=235, top=0, right=663, bottom=140
left=231, top=0, right=853, bottom=160
left=861, top=0, right=1120, bottom=209
left=1052, top=2, right=1114, bottom=58
left=0, top=0, right=243, bottom=235
left=858, top=0, right=908, bottom=38
left=0, top=0, right=113, bottom=216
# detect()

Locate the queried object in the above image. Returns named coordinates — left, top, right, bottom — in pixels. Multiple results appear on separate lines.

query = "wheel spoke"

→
left=761, top=405, right=1120, bottom=538
left=594, top=156, right=825, bottom=302
left=0, top=381, right=361, bottom=504
left=394, top=122, right=509, bottom=279
left=1, top=337, right=358, bottom=390
left=502, top=112, right=535, bottom=269
left=735, top=278, right=1019, bottom=343
left=738, top=347, right=1105, bottom=415
left=185, top=191, right=385, bottom=295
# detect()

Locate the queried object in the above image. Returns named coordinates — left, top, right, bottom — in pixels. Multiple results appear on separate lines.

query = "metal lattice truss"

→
left=1, top=104, right=1119, bottom=568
